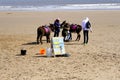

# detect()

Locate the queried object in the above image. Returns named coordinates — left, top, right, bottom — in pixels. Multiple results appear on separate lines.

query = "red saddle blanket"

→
left=44, top=27, right=50, bottom=33
left=70, top=24, right=77, bottom=31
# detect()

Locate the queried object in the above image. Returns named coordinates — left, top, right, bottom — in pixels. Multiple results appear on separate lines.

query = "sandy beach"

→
left=0, top=10, right=120, bottom=80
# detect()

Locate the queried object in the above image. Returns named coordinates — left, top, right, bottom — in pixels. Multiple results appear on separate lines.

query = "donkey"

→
left=61, top=21, right=82, bottom=41
left=37, top=24, right=54, bottom=44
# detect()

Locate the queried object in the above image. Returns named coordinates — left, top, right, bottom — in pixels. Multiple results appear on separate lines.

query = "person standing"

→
left=54, top=18, right=61, bottom=37
left=82, top=17, right=92, bottom=44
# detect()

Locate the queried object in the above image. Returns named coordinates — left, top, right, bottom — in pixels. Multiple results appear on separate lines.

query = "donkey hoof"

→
left=37, top=42, right=39, bottom=44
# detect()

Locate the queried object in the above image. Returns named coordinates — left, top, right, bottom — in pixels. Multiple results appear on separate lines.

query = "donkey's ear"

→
left=64, top=20, right=66, bottom=22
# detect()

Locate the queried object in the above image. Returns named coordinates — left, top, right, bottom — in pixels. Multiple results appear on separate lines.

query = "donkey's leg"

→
left=78, top=34, right=81, bottom=41
left=75, top=33, right=80, bottom=41
left=46, top=35, right=50, bottom=43
left=46, top=35, right=48, bottom=43
left=37, top=34, right=40, bottom=44
left=40, top=35, right=43, bottom=44
left=48, top=35, right=50, bottom=43
left=75, top=33, right=78, bottom=41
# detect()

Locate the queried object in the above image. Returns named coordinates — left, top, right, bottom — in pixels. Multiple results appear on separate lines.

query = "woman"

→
left=54, top=18, right=61, bottom=37
left=82, top=17, right=92, bottom=44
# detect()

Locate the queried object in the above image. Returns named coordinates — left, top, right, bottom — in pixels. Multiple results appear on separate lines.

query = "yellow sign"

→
left=51, top=37, right=65, bottom=55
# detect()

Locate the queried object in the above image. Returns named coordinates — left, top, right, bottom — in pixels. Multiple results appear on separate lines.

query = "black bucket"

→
left=21, top=49, right=27, bottom=55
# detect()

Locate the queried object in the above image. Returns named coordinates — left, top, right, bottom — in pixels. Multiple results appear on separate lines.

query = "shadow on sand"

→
left=22, top=42, right=38, bottom=45
left=22, top=40, right=47, bottom=45
left=33, top=53, right=70, bottom=58
left=64, top=42, right=82, bottom=45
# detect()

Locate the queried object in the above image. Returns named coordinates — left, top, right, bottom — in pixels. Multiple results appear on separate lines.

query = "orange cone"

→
left=40, top=48, right=46, bottom=55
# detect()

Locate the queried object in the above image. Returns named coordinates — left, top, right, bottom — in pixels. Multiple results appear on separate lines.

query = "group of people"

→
left=53, top=17, right=92, bottom=44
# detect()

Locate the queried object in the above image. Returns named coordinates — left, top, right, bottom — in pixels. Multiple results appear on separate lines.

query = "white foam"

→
left=60, top=3, right=120, bottom=10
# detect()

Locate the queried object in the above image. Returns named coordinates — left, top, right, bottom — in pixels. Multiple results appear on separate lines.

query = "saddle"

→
left=70, top=24, right=77, bottom=32
left=43, top=27, right=50, bottom=34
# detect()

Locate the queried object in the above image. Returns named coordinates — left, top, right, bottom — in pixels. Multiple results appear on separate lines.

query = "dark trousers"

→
left=83, top=30, right=89, bottom=44
left=54, top=31, right=59, bottom=37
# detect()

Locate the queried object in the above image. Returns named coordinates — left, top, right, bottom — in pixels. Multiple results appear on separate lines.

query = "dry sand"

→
left=0, top=10, right=120, bottom=80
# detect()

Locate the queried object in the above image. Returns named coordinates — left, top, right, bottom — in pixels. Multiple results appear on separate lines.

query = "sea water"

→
left=0, top=0, right=120, bottom=11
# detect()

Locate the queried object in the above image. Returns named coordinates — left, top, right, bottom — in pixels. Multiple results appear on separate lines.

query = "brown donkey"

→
left=37, top=24, right=54, bottom=44
left=61, top=21, right=82, bottom=41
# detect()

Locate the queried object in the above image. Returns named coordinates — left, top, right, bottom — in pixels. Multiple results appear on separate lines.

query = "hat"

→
left=56, top=18, right=60, bottom=20
left=85, top=17, right=89, bottom=23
